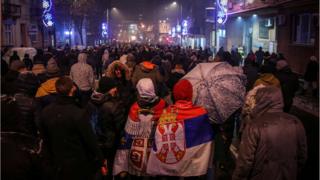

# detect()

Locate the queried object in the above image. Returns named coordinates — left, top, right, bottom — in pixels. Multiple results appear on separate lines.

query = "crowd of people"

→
left=1, top=43, right=315, bottom=180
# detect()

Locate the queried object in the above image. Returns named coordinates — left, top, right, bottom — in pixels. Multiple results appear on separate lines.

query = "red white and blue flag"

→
left=146, top=105, right=214, bottom=176
left=113, top=100, right=166, bottom=176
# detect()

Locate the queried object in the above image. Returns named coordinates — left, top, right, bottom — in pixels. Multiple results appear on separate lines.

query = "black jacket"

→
left=87, top=92, right=127, bottom=153
left=87, top=92, right=127, bottom=178
left=40, top=96, right=103, bottom=179
left=1, top=95, right=42, bottom=180
left=275, top=67, right=299, bottom=112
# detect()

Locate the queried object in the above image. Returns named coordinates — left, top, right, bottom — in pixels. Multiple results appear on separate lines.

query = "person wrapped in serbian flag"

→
left=113, top=78, right=166, bottom=177
left=146, top=79, right=215, bottom=177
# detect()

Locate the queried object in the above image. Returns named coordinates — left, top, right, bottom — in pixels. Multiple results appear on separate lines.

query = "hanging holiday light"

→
left=216, top=0, right=228, bottom=24
left=42, top=0, right=54, bottom=27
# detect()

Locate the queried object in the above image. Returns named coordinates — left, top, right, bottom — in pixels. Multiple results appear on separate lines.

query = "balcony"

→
left=2, top=3, right=21, bottom=20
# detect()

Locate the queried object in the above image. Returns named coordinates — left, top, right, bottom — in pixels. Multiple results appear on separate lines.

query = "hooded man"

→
left=87, top=77, right=127, bottom=179
left=233, top=86, right=307, bottom=180
left=131, top=61, right=163, bottom=91
left=70, top=53, right=95, bottom=106
left=113, top=78, right=166, bottom=178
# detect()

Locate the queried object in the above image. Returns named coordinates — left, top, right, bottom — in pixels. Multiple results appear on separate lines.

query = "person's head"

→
left=98, top=77, right=118, bottom=97
left=276, top=60, right=289, bottom=71
left=24, top=53, right=29, bottom=58
left=10, top=60, right=26, bottom=72
left=55, top=76, right=77, bottom=96
left=252, top=86, right=284, bottom=116
left=173, top=79, right=193, bottom=102
left=259, top=47, right=262, bottom=51
left=213, top=53, right=223, bottom=62
left=113, top=64, right=126, bottom=79
left=78, top=53, right=87, bottom=63
left=136, top=78, right=157, bottom=102
left=46, top=58, right=60, bottom=78
left=13, top=51, right=18, bottom=55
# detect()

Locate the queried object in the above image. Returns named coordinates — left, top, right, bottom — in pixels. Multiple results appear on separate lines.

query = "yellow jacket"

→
left=254, top=73, right=281, bottom=88
left=35, top=77, right=59, bottom=97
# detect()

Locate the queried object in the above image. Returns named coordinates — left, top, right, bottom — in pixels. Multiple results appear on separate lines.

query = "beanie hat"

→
left=276, top=60, right=288, bottom=70
left=10, top=60, right=25, bottom=71
left=173, top=79, right=193, bottom=102
left=98, top=77, right=117, bottom=94
left=136, top=78, right=156, bottom=99
left=46, top=58, right=60, bottom=77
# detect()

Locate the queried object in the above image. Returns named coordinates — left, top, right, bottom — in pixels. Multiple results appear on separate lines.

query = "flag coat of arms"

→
left=147, top=102, right=215, bottom=177
left=113, top=99, right=166, bottom=176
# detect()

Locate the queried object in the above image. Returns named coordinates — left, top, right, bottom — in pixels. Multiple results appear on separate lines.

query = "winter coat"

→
left=132, top=61, right=167, bottom=97
left=87, top=92, right=127, bottom=154
left=87, top=91, right=127, bottom=178
left=23, top=57, right=33, bottom=70
left=9, top=54, right=20, bottom=65
left=167, top=69, right=185, bottom=90
left=70, top=54, right=95, bottom=91
left=131, top=61, right=163, bottom=87
left=274, top=67, right=299, bottom=112
left=35, top=77, right=59, bottom=108
left=255, top=50, right=264, bottom=66
left=40, top=96, right=103, bottom=180
left=105, top=60, right=136, bottom=106
left=1, top=132, right=42, bottom=180
left=304, top=60, right=319, bottom=82
left=254, top=73, right=280, bottom=88
left=11, top=94, right=39, bottom=136
left=1, top=94, right=42, bottom=180
left=233, top=86, right=307, bottom=180
left=2, top=70, right=20, bottom=95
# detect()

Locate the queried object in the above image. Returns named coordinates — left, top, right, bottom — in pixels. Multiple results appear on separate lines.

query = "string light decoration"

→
left=42, top=0, right=54, bottom=27
left=216, top=0, right=228, bottom=24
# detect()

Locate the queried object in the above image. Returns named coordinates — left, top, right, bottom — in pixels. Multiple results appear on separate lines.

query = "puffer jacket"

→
left=233, top=86, right=307, bottom=180
left=35, top=77, right=59, bottom=108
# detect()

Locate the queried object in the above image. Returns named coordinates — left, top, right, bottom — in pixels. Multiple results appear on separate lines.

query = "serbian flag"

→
left=113, top=99, right=166, bottom=176
left=146, top=105, right=214, bottom=177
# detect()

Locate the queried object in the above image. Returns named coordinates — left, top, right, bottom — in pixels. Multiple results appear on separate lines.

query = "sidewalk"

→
left=292, top=95, right=319, bottom=117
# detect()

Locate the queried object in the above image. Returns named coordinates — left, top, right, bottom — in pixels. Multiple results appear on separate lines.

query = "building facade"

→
left=1, top=0, right=54, bottom=48
left=224, top=0, right=319, bottom=74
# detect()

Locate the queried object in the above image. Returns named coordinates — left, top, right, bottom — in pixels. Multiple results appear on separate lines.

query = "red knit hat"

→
left=173, top=79, right=193, bottom=101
